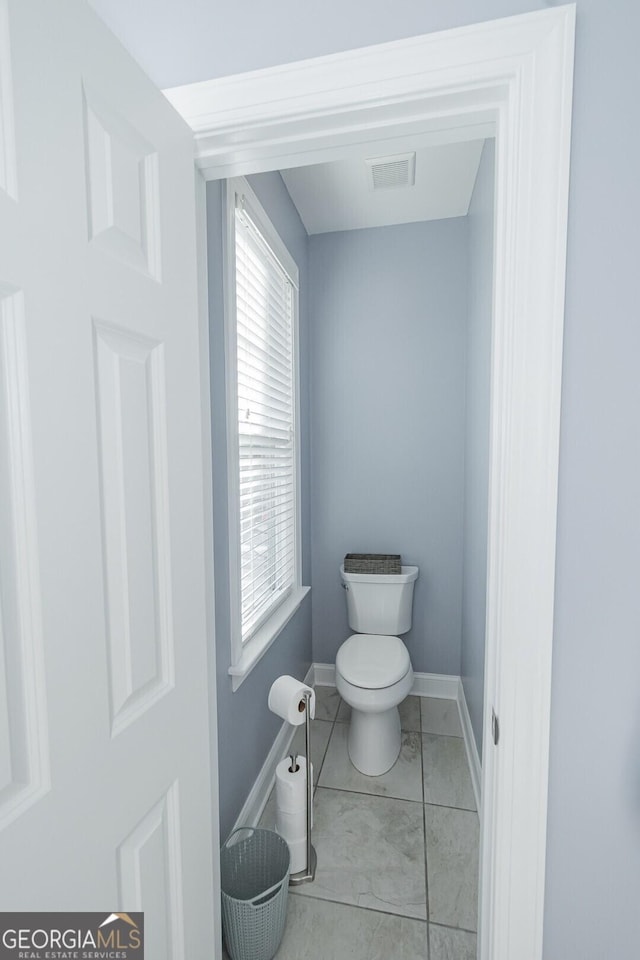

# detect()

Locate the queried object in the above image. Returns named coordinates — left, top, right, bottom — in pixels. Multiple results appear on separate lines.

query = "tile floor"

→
left=225, top=688, right=479, bottom=960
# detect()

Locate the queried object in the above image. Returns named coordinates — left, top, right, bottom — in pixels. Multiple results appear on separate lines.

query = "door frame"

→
left=167, top=7, right=575, bottom=959
left=194, top=167, right=223, bottom=950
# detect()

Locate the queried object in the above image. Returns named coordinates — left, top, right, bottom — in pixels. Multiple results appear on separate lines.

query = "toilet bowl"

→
left=336, top=563, right=419, bottom=776
left=336, top=633, right=414, bottom=776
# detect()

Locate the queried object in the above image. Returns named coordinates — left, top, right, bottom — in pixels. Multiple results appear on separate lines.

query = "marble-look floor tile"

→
left=319, top=723, right=423, bottom=801
left=294, top=788, right=426, bottom=919
left=337, top=694, right=421, bottom=733
left=313, top=685, right=341, bottom=722
left=429, top=922, right=477, bottom=960
left=272, top=896, right=428, bottom=960
left=399, top=695, right=422, bottom=732
left=425, top=804, right=479, bottom=931
left=423, top=734, right=476, bottom=811
left=420, top=697, right=463, bottom=737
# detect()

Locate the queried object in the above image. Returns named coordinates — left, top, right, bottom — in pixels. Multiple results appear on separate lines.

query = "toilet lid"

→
left=337, top=634, right=411, bottom=689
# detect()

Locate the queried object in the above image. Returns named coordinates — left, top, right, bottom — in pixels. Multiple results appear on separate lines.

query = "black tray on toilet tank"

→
left=343, top=554, right=402, bottom=575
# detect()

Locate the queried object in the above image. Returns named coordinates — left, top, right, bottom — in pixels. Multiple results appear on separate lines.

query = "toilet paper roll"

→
left=283, top=835, right=308, bottom=875
left=268, top=675, right=316, bottom=725
left=276, top=807, right=308, bottom=841
left=275, top=757, right=313, bottom=876
left=275, top=756, right=314, bottom=817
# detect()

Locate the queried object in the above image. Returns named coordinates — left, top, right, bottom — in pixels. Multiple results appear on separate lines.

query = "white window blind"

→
left=234, top=201, right=297, bottom=643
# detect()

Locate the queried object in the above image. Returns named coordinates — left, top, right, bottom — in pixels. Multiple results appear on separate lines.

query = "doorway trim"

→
left=167, top=7, right=575, bottom=959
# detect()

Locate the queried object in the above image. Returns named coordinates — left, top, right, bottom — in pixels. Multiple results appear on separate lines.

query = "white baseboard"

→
left=231, top=713, right=296, bottom=834
left=457, top=678, right=482, bottom=813
left=232, top=663, right=482, bottom=835
left=312, top=662, right=336, bottom=686
left=411, top=670, right=459, bottom=700
left=315, top=665, right=482, bottom=809
left=313, top=664, right=460, bottom=700
left=231, top=664, right=314, bottom=834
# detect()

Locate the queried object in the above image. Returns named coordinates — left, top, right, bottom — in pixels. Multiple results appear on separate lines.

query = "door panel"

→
left=0, top=0, right=217, bottom=952
left=0, top=0, right=17, bottom=203
left=82, top=81, right=162, bottom=280
left=93, top=319, right=174, bottom=736
left=0, top=284, right=49, bottom=831
left=118, top=782, right=186, bottom=960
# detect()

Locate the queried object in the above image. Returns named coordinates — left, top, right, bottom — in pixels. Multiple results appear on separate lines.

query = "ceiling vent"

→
left=365, top=152, right=416, bottom=190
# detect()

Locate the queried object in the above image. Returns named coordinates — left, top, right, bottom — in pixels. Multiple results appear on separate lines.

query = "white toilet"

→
left=335, top=564, right=419, bottom=776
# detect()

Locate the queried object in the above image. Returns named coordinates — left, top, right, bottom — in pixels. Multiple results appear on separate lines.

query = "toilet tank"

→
left=340, top=565, right=419, bottom=635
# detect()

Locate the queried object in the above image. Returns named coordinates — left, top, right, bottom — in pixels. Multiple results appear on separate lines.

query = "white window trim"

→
left=224, top=176, right=307, bottom=692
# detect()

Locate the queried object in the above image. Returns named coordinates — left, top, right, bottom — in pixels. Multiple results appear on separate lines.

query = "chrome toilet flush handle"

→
left=342, top=583, right=349, bottom=590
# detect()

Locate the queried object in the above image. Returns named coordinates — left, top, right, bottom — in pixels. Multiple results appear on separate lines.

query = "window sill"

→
left=228, top=586, right=310, bottom=693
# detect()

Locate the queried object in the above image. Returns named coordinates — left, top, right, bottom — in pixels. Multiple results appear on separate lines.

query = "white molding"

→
left=228, top=586, right=310, bottom=691
left=230, top=709, right=297, bottom=835
left=171, top=8, right=576, bottom=959
left=476, top=11, right=574, bottom=960
left=164, top=8, right=571, bottom=182
left=222, top=178, right=243, bottom=672
left=458, top=679, right=482, bottom=814
left=312, top=662, right=461, bottom=701
left=231, top=665, right=314, bottom=834
left=311, top=662, right=335, bottom=687
left=313, top=665, right=459, bottom=701
left=411, top=671, right=459, bottom=700
left=312, top=665, right=480, bottom=812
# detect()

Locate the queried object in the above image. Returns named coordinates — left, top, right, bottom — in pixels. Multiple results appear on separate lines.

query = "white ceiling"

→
left=281, top=139, right=485, bottom=235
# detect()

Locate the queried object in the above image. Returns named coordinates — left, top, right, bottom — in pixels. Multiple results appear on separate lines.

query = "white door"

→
left=0, top=0, right=218, bottom=955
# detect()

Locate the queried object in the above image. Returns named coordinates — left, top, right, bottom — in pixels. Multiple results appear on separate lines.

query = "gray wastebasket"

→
left=221, top=827, right=290, bottom=960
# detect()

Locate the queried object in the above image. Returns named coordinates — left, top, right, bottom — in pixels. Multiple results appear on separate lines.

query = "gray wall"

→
left=93, top=1, right=640, bottom=954
left=89, top=0, right=560, bottom=89
left=542, top=5, right=640, bottom=957
left=461, top=140, right=495, bottom=760
left=207, top=172, right=312, bottom=841
left=309, top=220, right=468, bottom=675
left=208, top=8, right=640, bottom=955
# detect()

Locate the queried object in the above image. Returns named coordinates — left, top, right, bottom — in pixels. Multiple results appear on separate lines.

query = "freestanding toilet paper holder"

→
left=288, top=689, right=317, bottom=886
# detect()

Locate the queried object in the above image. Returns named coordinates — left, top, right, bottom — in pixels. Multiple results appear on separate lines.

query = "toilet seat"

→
left=336, top=634, right=411, bottom=689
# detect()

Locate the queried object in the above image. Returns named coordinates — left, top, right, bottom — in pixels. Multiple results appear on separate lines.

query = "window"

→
left=225, top=179, right=308, bottom=688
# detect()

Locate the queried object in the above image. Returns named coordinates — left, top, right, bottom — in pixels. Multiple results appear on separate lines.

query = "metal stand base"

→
left=288, top=689, right=316, bottom=887
left=289, top=844, right=317, bottom=886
